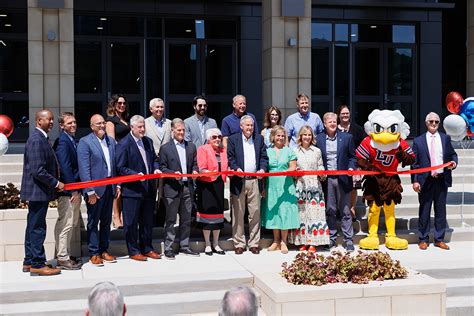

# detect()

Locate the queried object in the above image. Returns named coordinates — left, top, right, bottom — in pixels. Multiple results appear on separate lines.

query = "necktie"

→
left=430, top=135, right=437, bottom=176
left=137, top=139, right=149, bottom=174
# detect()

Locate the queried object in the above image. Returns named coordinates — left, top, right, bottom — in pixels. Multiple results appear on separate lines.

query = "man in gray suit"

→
left=144, top=98, right=172, bottom=156
left=184, top=95, right=217, bottom=148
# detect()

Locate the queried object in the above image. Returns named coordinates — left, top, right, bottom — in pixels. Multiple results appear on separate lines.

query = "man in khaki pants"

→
left=227, top=115, right=268, bottom=254
left=53, top=112, right=82, bottom=270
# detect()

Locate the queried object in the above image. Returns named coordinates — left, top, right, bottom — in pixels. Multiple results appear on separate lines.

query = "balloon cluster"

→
left=443, top=92, right=474, bottom=141
left=0, top=114, right=14, bottom=156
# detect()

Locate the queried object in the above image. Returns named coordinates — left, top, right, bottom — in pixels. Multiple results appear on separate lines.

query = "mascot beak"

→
left=370, top=132, right=400, bottom=145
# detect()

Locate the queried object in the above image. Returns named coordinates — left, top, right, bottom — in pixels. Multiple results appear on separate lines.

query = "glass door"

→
left=352, top=43, right=416, bottom=131
left=165, top=40, right=236, bottom=123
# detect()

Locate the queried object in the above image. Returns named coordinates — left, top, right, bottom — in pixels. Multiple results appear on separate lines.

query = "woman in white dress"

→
left=288, top=125, right=330, bottom=252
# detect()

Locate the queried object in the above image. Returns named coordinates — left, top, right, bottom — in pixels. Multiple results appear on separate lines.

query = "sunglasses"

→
left=428, top=120, right=439, bottom=124
left=197, top=104, right=208, bottom=108
left=210, top=135, right=223, bottom=140
left=117, top=101, right=126, bottom=105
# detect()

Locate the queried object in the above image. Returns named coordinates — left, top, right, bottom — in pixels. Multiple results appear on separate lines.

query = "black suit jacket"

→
left=227, top=132, right=269, bottom=195
left=159, top=139, right=198, bottom=198
left=116, top=133, right=160, bottom=198
left=53, top=131, right=79, bottom=196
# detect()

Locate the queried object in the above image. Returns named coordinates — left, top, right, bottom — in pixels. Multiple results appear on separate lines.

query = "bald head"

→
left=90, top=114, right=107, bottom=139
left=35, top=110, right=54, bottom=133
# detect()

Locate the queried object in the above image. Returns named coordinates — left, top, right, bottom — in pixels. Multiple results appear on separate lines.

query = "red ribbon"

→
left=64, top=162, right=454, bottom=191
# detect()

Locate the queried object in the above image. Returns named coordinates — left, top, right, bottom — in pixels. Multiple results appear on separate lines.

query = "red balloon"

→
left=446, top=91, right=464, bottom=114
left=0, top=115, right=14, bottom=138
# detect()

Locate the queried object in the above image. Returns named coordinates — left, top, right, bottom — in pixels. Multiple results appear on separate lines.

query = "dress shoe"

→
left=268, top=242, right=280, bottom=251
left=70, top=256, right=82, bottom=264
left=212, top=246, right=225, bottom=255
left=280, top=242, right=288, bottom=254
left=101, top=252, right=117, bottom=263
left=234, top=247, right=245, bottom=255
left=249, top=247, right=260, bottom=254
left=130, top=254, right=148, bottom=261
left=344, top=243, right=355, bottom=252
left=22, top=265, right=31, bottom=273
left=308, top=246, right=317, bottom=253
left=30, top=266, right=61, bottom=276
left=418, top=242, right=429, bottom=250
left=90, top=255, right=104, bottom=266
left=179, top=248, right=200, bottom=257
left=323, top=241, right=337, bottom=251
left=144, top=251, right=161, bottom=259
left=434, top=241, right=450, bottom=250
left=164, top=251, right=176, bottom=260
left=205, top=246, right=213, bottom=256
left=57, top=259, right=82, bottom=270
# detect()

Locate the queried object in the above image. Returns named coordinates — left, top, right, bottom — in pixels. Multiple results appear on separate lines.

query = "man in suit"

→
left=159, top=118, right=200, bottom=259
left=116, top=115, right=162, bottom=261
left=316, top=112, right=357, bottom=251
left=412, top=112, right=458, bottom=250
left=52, top=112, right=82, bottom=270
left=227, top=115, right=268, bottom=254
left=184, top=95, right=218, bottom=148
left=21, top=109, right=63, bottom=276
left=77, top=114, right=119, bottom=266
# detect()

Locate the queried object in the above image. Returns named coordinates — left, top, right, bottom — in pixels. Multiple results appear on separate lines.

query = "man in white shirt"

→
left=412, top=112, right=458, bottom=251
left=227, top=115, right=268, bottom=254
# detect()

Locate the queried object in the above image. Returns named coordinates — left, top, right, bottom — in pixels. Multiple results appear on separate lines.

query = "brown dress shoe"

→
left=57, top=259, right=82, bottom=270
left=101, top=252, right=117, bottom=263
left=30, top=266, right=61, bottom=276
left=90, top=255, right=104, bottom=266
left=234, top=247, right=245, bottom=255
left=144, top=251, right=161, bottom=259
left=434, top=241, right=450, bottom=250
left=22, top=265, right=31, bottom=273
left=249, top=247, right=260, bottom=254
left=418, top=242, right=429, bottom=250
left=130, top=254, right=148, bottom=261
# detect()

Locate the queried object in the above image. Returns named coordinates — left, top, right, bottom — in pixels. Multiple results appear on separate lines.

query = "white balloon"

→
left=0, top=133, right=8, bottom=156
left=443, top=114, right=467, bottom=141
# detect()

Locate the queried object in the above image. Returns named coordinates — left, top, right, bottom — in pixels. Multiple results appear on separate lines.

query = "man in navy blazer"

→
left=116, top=115, right=162, bottom=261
left=227, top=115, right=268, bottom=255
left=21, top=109, right=63, bottom=276
left=52, top=112, right=82, bottom=270
left=412, top=112, right=458, bottom=250
left=77, top=114, right=119, bottom=266
left=159, top=118, right=200, bottom=259
left=316, top=112, right=357, bottom=251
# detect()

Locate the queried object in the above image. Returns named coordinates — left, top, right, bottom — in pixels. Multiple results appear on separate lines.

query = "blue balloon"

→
left=460, top=97, right=474, bottom=134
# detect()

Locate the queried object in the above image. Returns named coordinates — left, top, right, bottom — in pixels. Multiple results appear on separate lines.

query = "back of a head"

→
left=87, top=282, right=124, bottom=316
left=219, top=286, right=258, bottom=316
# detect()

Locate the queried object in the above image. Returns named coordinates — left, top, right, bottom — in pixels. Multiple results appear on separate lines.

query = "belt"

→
left=431, top=173, right=444, bottom=179
left=182, top=180, right=189, bottom=184
left=244, top=176, right=257, bottom=180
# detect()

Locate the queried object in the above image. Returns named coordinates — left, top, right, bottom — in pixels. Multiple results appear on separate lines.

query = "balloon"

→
left=459, top=97, right=474, bottom=134
left=0, top=133, right=8, bottom=155
left=0, top=115, right=14, bottom=138
left=443, top=114, right=467, bottom=141
left=446, top=91, right=464, bottom=114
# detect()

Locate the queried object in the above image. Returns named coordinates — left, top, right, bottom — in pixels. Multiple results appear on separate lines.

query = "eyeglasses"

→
left=428, top=120, right=439, bottom=124
left=210, top=135, right=223, bottom=140
left=117, top=101, right=126, bottom=105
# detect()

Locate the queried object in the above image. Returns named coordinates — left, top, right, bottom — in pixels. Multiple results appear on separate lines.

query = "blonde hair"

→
left=296, top=125, right=316, bottom=147
left=269, top=125, right=287, bottom=145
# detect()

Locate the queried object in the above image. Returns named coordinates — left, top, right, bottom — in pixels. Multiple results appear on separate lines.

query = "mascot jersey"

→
left=356, top=136, right=414, bottom=171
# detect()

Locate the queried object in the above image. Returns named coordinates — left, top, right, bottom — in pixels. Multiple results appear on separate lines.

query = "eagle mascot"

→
left=356, top=109, right=415, bottom=250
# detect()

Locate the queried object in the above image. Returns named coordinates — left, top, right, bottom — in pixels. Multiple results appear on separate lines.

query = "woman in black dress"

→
left=196, top=128, right=228, bottom=255
left=336, top=104, right=366, bottom=218
left=105, top=94, right=130, bottom=228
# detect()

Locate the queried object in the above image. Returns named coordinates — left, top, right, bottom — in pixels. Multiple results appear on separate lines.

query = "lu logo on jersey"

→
left=375, top=150, right=395, bottom=166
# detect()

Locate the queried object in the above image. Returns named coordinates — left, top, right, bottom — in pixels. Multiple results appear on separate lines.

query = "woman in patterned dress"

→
left=288, top=125, right=330, bottom=252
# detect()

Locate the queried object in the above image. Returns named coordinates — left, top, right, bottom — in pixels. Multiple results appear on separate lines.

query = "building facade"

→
left=0, top=0, right=471, bottom=141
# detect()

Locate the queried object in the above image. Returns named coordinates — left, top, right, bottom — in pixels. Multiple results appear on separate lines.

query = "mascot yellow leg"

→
left=359, top=202, right=381, bottom=250
left=384, top=201, right=408, bottom=250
